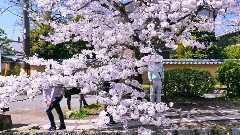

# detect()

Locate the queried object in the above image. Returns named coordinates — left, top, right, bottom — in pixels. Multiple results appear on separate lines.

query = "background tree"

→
left=0, top=28, right=15, bottom=54
left=172, top=30, right=217, bottom=59
left=221, top=44, right=240, bottom=59
left=30, top=23, right=89, bottom=59
left=30, top=12, right=90, bottom=59
left=171, top=42, right=192, bottom=59
left=215, top=31, right=240, bottom=49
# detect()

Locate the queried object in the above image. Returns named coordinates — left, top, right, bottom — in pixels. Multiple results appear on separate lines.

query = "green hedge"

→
left=163, top=67, right=215, bottom=97
left=216, top=60, right=240, bottom=96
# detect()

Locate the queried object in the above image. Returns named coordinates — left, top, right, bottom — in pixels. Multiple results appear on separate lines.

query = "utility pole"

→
left=0, top=48, right=2, bottom=75
left=23, top=0, right=30, bottom=75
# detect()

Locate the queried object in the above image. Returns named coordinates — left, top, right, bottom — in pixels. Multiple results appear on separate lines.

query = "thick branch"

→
left=113, top=2, right=131, bottom=23
left=76, top=0, right=96, bottom=11
left=176, top=5, right=205, bottom=36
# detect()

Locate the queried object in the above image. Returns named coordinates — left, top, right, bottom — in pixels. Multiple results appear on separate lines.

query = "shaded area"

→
left=12, top=124, right=28, bottom=129
left=163, top=96, right=240, bottom=111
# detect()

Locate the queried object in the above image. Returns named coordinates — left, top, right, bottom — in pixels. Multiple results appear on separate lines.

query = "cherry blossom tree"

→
left=1, top=0, right=240, bottom=131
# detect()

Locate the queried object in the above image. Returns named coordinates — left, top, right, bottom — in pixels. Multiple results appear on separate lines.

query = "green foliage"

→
left=85, top=102, right=105, bottom=110
left=10, top=65, right=21, bottom=76
left=171, top=42, right=191, bottom=59
left=163, top=67, right=215, bottom=97
left=190, top=52, right=208, bottom=59
left=211, top=125, right=231, bottom=135
left=215, top=31, right=240, bottom=48
left=221, top=45, right=240, bottom=59
left=207, top=45, right=222, bottom=59
left=66, top=103, right=105, bottom=119
left=68, top=108, right=90, bottom=119
left=0, top=28, right=15, bottom=54
left=216, top=60, right=240, bottom=96
left=172, top=45, right=221, bottom=59
left=172, top=30, right=219, bottom=59
left=191, top=30, right=216, bottom=46
left=30, top=13, right=91, bottom=59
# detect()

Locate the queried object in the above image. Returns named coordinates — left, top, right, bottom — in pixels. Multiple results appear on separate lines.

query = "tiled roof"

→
left=163, top=59, right=239, bottom=65
left=1, top=54, right=23, bottom=63
left=9, top=41, right=24, bottom=53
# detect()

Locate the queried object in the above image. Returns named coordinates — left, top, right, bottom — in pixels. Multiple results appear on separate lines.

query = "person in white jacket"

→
left=148, top=62, right=164, bottom=103
left=43, top=86, right=66, bottom=131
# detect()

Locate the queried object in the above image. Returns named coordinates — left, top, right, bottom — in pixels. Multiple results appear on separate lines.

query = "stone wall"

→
left=2, top=128, right=240, bottom=135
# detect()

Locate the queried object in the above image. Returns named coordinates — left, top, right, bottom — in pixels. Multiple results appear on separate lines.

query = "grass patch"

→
left=65, top=102, right=105, bottom=119
left=85, top=102, right=105, bottom=110
left=68, top=108, right=90, bottom=119
left=85, top=102, right=105, bottom=114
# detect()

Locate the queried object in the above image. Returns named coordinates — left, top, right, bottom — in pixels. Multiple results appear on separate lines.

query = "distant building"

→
left=1, top=41, right=23, bottom=75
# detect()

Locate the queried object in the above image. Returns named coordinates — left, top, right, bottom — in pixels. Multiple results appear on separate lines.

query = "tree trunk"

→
left=0, top=115, right=13, bottom=130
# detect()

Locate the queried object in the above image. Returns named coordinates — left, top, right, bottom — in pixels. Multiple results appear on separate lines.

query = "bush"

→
left=163, top=67, right=215, bottom=97
left=216, top=60, right=240, bottom=96
left=10, top=65, right=21, bottom=76
left=221, top=45, right=240, bottom=59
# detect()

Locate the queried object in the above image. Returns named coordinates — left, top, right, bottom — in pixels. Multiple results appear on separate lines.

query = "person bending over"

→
left=43, top=86, right=66, bottom=131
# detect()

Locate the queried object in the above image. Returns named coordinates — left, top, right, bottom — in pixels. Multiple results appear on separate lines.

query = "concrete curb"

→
left=2, top=128, right=240, bottom=135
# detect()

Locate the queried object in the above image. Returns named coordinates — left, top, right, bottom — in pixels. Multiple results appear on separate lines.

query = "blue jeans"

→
left=46, top=95, right=65, bottom=127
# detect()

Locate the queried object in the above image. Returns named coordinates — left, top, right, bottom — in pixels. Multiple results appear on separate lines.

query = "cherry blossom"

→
left=1, top=0, right=240, bottom=131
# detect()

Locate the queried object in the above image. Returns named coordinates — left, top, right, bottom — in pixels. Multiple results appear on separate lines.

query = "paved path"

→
left=14, top=107, right=240, bottom=131
left=5, top=94, right=240, bottom=131
left=5, top=94, right=97, bottom=128
left=62, top=108, right=240, bottom=130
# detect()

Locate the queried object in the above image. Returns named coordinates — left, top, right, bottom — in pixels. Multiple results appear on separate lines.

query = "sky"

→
left=0, top=0, right=22, bottom=41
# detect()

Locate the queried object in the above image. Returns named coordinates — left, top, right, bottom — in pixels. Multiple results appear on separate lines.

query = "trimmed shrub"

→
left=216, top=60, right=240, bottom=96
left=221, top=45, right=240, bottom=59
left=163, top=67, right=215, bottom=97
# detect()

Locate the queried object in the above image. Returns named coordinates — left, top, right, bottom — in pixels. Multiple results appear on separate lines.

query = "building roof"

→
left=9, top=41, right=24, bottom=53
left=163, top=59, right=238, bottom=65
left=1, top=54, right=23, bottom=63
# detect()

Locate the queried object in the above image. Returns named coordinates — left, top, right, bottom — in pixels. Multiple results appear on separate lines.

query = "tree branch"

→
left=113, top=2, right=131, bottom=23
left=176, top=5, right=205, bottom=36
left=76, top=0, right=96, bottom=11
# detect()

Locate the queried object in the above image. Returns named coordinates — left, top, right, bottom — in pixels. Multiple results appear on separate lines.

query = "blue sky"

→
left=0, top=0, right=22, bottom=41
